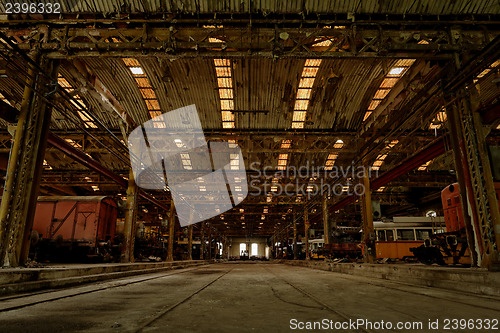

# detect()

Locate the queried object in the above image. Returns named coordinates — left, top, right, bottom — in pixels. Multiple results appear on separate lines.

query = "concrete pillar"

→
left=304, top=207, right=310, bottom=261
left=293, top=212, right=298, bottom=260
left=167, top=203, right=175, bottom=261
left=187, top=224, right=193, bottom=260
left=361, top=173, right=375, bottom=263
left=0, top=56, right=59, bottom=267
left=122, top=169, right=139, bottom=262
left=322, top=193, right=330, bottom=244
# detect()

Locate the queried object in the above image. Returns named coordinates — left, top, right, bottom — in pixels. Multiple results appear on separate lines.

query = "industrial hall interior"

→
left=0, top=1, right=499, bottom=332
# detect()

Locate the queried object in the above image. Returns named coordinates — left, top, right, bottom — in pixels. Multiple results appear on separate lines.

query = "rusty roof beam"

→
left=64, top=59, right=137, bottom=130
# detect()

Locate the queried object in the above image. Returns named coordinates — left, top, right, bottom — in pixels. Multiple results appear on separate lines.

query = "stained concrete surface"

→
left=0, top=263, right=498, bottom=333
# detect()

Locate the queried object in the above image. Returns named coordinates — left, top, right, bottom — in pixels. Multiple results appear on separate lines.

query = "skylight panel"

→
left=363, top=59, right=416, bottom=122
left=294, top=100, right=309, bottom=110
left=298, top=78, right=315, bottom=88
left=368, top=100, right=381, bottom=110
left=219, top=89, right=233, bottom=99
left=292, top=111, right=306, bottom=122
left=387, top=67, right=405, bottom=77
left=129, top=67, right=144, bottom=75
left=305, top=59, right=322, bottom=67
left=220, top=100, right=234, bottom=110
left=418, top=160, right=432, bottom=171
left=302, top=67, right=319, bottom=77
left=373, top=89, right=390, bottom=99
left=214, top=59, right=235, bottom=129
left=296, top=89, right=312, bottom=99
left=135, top=77, right=152, bottom=88
left=333, top=140, right=344, bottom=149
left=221, top=111, right=234, bottom=122
left=380, top=78, right=399, bottom=88
left=281, top=140, right=291, bottom=149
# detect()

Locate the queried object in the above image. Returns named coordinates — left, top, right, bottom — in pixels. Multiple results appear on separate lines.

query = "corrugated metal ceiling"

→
left=0, top=0, right=498, bottom=15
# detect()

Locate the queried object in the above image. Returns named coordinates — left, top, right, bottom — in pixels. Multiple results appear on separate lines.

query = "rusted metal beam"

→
left=326, top=137, right=446, bottom=215
left=0, top=99, right=168, bottom=211
left=2, top=24, right=496, bottom=59
left=65, top=59, right=137, bottom=129
left=0, top=55, right=59, bottom=267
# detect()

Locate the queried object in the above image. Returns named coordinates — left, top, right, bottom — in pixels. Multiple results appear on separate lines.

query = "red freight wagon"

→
left=411, top=182, right=500, bottom=266
left=31, top=196, right=119, bottom=262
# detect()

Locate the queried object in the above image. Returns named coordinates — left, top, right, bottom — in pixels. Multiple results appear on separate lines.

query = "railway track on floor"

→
left=0, top=264, right=210, bottom=312
left=281, top=264, right=500, bottom=313
left=263, top=266, right=377, bottom=333
left=132, top=267, right=233, bottom=333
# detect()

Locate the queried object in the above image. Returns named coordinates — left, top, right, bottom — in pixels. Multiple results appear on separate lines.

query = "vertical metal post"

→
left=207, top=223, right=212, bottom=260
left=201, top=222, right=206, bottom=260
left=322, top=193, right=330, bottom=244
left=122, top=169, right=138, bottom=262
left=304, top=207, right=310, bottom=261
left=187, top=224, right=193, bottom=261
left=445, top=96, right=479, bottom=266
left=0, top=55, right=59, bottom=267
left=167, top=203, right=175, bottom=261
left=293, top=211, right=298, bottom=260
left=455, top=88, right=500, bottom=269
left=361, top=174, right=375, bottom=263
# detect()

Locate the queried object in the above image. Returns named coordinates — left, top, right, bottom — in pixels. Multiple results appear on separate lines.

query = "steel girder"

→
left=0, top=22, right=498, bottom=59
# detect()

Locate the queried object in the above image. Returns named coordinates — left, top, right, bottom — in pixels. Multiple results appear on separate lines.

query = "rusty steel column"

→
left=293, top=212, right=298, bottom=260
left=207, top=224, right=212, bottom=260
left=361, top=173, right=376, bottom=263
left=201, top=222, right=206, bottom=260
left=322, top=193, right=330, bottom=244
left=445, top=96, right=479, bottom=266
left=0, top=55, right=59, bottom=267
left=452, top=88, right=500, bottom=269
left=187, top=224, right=193, bottom=261
left=167, top=203, right=175, bottom=261
left=304, top=207, right=310, bottom=261
left=121, top=170, right=138, bottom=262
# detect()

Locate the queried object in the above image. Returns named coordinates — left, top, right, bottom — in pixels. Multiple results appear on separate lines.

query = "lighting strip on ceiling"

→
left=418, top=159, right=433, bottom=171
left=371, top=140, right=399, bottom=171
left=324, top=139, right=343, bottom=170
left=0, top=92, right=11, bottom=106
left=57, top=74, right=97, bottom=129
left=363, top=59, right=416, bottom=122
left=292, top=59, right=322, bottom=129
left=213, top=58, right=235, bottom=129
left=122, top=58, right=164, bottom=128
left=429, top=107, right=448, bottom=130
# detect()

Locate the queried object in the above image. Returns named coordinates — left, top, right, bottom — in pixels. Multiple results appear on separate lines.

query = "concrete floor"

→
left=0, top=263, right=498, bottom=333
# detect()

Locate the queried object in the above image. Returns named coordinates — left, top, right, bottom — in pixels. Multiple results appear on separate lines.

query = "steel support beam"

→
left=201, top=222, right=206, bottom=260
left=326, top=137, right=446, bottom=215
left=322, top=193, right=330, bottom=245
left=121, top=169, right=138, bottom=263
left=2, top=23, right=496, bottom=59
left=361, top=174, right=376, bottom=263
left=304, top=207, right=310, bottom=261
left=167, top=203, right=175, bottom=262
left=293, top=211, right=298, bottom=260
left=187, top=224, right=193, bottom=261
left=0, top=55, right=59, bottom=267
left=449, top=89, right=500, bottom=269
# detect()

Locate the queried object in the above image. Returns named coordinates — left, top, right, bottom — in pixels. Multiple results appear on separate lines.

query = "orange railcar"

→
left=31, top=196, right=119, bottom=262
